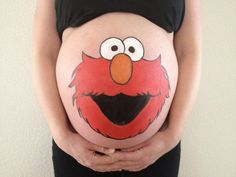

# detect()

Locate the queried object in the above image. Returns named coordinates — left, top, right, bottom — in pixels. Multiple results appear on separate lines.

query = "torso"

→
left=56, top=12, right=178, bottom=148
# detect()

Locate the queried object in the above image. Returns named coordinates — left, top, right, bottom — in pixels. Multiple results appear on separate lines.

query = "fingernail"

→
left=108, top=148, right=115, bottom=153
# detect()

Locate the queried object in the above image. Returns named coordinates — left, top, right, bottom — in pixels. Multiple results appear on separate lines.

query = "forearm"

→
left=167, top=53, right=202, bottom=140
left=32, top=56, right=72, bottom=143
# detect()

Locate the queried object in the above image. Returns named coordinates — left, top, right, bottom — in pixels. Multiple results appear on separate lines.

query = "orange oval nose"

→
left=110, top=53, right=132, bottom=85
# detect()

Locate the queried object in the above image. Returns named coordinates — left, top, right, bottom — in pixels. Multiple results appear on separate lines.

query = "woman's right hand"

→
left=54, top=127, right=122, bottom=172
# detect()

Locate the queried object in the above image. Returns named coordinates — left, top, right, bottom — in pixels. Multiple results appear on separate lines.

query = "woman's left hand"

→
left=109, top=126, right=181, bottom=172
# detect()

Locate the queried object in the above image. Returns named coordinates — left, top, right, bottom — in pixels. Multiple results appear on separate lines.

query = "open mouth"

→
left=88, top=93, right=152, bottom=125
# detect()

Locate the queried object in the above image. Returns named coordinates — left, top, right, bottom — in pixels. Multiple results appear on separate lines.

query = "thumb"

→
left=92, top=144, right=115, bottom=155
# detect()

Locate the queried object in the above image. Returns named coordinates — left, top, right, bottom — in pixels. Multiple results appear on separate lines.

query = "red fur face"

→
left=68, top=37, right=170, bottom=140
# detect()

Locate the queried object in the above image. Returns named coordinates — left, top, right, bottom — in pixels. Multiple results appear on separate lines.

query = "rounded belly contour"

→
left=56, top=12, right=178, bottom=148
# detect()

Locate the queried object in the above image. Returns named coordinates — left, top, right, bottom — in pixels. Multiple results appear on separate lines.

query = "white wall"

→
left=1, top=0, right=236, bottom=176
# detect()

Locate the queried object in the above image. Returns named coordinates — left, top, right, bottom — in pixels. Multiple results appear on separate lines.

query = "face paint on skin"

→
left=68, top=37, right=170, bottom=140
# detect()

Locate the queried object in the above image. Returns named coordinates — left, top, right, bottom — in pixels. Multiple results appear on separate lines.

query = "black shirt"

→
left=55, top=0, right=185, bottom=40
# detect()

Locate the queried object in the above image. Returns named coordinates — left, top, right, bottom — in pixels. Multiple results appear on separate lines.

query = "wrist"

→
left=164, top=114, right=184, bottom=142
left=166, top=124, right=183, bottom=144
left=157, top=122, right=182, bottom=146
left=50, top=122, right=74, bottom=150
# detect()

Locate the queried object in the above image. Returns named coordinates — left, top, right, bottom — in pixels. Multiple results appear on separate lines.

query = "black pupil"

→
left=111, top=45, right=118, bottom=51
left=129, top=46, right=135, bottom=53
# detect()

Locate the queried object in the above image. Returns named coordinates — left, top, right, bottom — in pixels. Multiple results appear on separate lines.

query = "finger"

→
left=111, top=156, right=155, bottom=170
left=90, top=164, right=123, bottom=173
left=123, top=164, right=149, bottom=172
left=89, top=144, right=115, bottom=155
left=92, top=160, right=136, bottom=172
left=121, top=143, right=148, bottom=152
left=126, top=158, right=160, bottom=172
left=95, top=158, right=153, bottom=172
left=122, top=160, right=154, bottom=172
left=87, top=159, right=123, bottom=172
left=111, top=160, right=143, bottom=168
left=88, top=151, right=119, bottom=165
left=110, top=149, right=144, bottom=161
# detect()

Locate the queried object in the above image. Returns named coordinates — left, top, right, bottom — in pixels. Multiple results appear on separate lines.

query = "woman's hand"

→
left=109, top=126, right=181, bottom=172
left=54, top=127, right=122, bottom=173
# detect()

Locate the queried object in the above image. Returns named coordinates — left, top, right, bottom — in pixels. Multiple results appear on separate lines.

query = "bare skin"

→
left=109, top=0, right=202, bottom=171
left=32, top=0, right=201, bottom=172
left=32, top=0, right=120, bottom=172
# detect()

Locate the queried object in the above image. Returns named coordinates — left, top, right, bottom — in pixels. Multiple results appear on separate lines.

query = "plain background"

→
left=1, top=0, right=236, bottom=176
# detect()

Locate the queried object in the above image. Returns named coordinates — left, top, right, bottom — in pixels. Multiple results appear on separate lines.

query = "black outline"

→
left=67, top=36, right=170, bottom=140
left=123, top=36, right=145, bottom=62
left=109, top=53, right=133, bottom=85
left=99, top=37, right=125, bottom=60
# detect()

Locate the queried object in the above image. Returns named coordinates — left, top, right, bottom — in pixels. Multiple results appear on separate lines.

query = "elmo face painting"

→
left=68, top=37, right=170, bottom=140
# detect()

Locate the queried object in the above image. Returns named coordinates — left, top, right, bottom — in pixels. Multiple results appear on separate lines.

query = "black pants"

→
left=52, top=139, right=181, bottom=177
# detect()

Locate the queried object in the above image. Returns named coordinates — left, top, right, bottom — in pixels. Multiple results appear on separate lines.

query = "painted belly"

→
left=55, top=12, right=177, bottom=148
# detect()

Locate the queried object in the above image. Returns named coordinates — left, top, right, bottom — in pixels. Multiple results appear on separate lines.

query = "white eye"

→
left=100, top=37, right=125, bottom=60
left=123, top=37, right=144, bottom=61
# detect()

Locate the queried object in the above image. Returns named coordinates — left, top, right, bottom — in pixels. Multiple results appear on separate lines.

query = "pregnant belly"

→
left=56, top=12, right=178, bottom=148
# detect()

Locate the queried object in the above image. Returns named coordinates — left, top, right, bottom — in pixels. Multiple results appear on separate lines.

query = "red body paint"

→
left=69, top=51, right=169, bottom=140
